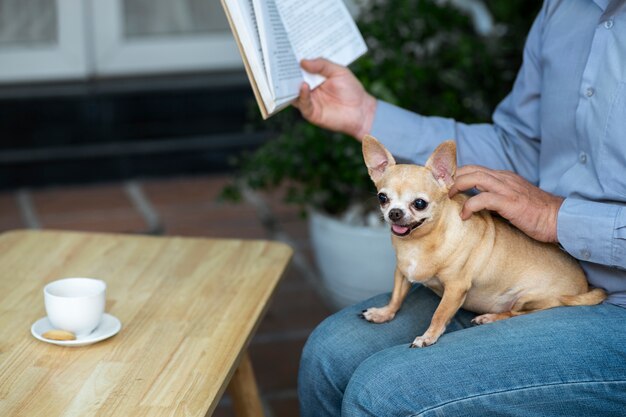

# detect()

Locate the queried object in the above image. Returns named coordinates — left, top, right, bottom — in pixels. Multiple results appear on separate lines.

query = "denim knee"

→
left=299, top=293, right=402, bottom=417
left=299, top=316, right=345, bottom=391
left=342, top=347, right=424, bottom=416
left=342, top=343, right=465, bottom=416
left=298, top=315, right=354, bottom=417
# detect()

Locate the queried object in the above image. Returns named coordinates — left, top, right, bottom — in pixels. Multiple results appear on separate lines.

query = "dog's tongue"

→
left=392, top=224, right=409, bottom=235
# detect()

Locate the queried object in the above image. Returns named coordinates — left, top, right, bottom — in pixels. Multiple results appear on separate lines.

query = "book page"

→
left=253, top=0, right=302, bottom=102
left=275, top=0, right=367, bottom=89
left=242, top=0, right=266, bottom=74
left=222, top=0, right=275, bottom=114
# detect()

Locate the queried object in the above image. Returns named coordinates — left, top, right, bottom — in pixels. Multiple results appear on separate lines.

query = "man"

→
left=295, top=0, right=626, bottom=415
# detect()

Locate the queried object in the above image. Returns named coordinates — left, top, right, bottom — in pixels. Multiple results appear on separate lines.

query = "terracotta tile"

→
left=300, top=248, right=317, bottom=269
left=270, top=397, right=301, bottom=417
left=249, top=339, right=305, bottom=392
left=0, top=192, right=24, bottom=232
left=143, top=175, right=308, bottom=242
left=210, top=403, right=235, bottom=417
left=0, top=192, right=19, bottom=217
left=157, top=203, right=267, bottom=239
left=30, top=184, right=148, bottom=233
left=141, top=175, right=229, bottom=207
left=258, top=266, right=332, bottom=334
left=40, top=214, right=148, bottom=234
left=273, top=264, right=312, bottom=292
left=32, top=184, right=136, bottom=216
left=261, top=185, right=305, bottom=215
left=166, top=222, right=268, bottom=239
left=278, top=217, right=310, bottom=244
left=141, top=176, right=270, bottom=238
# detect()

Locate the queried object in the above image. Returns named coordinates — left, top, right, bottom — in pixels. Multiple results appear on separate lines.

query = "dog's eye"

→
left=377, top=193, right=388, bottom=205
left=413, top=199, right=428, bottom=210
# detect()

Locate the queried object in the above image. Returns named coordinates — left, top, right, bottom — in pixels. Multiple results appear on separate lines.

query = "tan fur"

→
left=361, top=135, right=606, bottom=348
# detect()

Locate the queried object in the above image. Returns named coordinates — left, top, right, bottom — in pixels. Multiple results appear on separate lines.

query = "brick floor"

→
left=29, top=184, right=149, bottom=233
left=0, top=193, right=23, bottom=230
left=0, top=174, right=333, bottom=417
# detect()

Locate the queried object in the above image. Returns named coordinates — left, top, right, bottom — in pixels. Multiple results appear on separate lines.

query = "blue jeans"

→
left=298, top=285, right=626, bottom=416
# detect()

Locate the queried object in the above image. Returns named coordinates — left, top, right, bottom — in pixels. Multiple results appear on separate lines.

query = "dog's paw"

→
left=358, top=307, right=395, bottom=323
left=471, top=313, right=498, bottom=325
left=409, top=335, right=437, bottom=348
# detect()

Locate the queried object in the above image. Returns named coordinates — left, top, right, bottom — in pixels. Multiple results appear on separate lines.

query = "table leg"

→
left=227, top=351, right=265, bottom=417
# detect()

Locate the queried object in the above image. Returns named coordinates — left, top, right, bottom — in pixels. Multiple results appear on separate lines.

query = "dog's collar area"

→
left=391, top=218, right=426, bottom=237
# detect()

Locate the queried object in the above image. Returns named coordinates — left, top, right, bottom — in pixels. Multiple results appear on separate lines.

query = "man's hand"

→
left=448, top=165, right=564, bottom=243
left=293, top=58, right=377, bottom=141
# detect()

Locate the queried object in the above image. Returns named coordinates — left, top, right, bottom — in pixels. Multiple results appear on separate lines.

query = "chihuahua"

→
left=360, top=135, right=606, bottom=348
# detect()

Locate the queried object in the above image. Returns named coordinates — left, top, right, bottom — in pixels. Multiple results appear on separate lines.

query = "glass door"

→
left=0, top=0, right=88, bottom=83
left=90, top=0, right=242, bottom=76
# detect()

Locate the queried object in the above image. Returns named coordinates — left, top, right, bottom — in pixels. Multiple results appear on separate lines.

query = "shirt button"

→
left=581, top=249, right=591, bottom=260
left=604, top=20, right=614, bottom=29
left=579, top=152, right=587, bottom=164
left=585, top=87, right=595, bottom=97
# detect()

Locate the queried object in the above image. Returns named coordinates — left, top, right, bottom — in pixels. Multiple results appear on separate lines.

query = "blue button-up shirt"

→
left=371, top=0, right=626, bottom=307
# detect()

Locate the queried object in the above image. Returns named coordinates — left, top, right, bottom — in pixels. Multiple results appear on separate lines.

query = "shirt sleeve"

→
left=370, top=1, right=548, bottom=185
left=557, top=199, right=626, bottom=270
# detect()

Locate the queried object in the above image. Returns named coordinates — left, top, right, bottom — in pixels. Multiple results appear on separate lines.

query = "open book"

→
left=221, top=0, right=367, bottom=119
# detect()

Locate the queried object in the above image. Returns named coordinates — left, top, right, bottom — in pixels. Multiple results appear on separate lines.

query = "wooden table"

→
left=0, top=230, right=292, bottom=417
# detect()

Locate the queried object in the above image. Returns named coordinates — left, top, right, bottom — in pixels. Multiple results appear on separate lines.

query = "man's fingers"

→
left=460, top=193, right=507, bottom=220
left=455, top=165, right=489, bottom=177
left=301, top=58, right=345, bottom=78
left=450, top=169, right=507, bottom=197
left=294, top=82, right=313, bottom=117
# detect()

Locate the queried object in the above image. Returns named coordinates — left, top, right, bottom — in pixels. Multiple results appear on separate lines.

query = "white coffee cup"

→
left=44, top=278, right=106, bottom=337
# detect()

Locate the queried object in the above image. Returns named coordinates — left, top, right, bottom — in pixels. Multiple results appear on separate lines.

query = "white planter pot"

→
left=309, top=210, right=396, bottom=311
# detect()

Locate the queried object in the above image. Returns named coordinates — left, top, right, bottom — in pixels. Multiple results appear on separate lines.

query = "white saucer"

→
left=31, top=313, right=122, bottom=347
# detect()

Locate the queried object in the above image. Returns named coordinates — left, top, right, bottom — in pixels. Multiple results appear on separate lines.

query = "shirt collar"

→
left=592, top=0, right=609, bottom=11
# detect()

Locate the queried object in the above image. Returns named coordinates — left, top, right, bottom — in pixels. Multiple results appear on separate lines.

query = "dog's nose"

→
left=389, top=208, right=404, bottom=222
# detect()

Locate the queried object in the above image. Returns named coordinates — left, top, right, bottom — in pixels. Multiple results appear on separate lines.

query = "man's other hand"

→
left=448, top=165, right=564, bottom=243
left=293, top=58, right=376, bottom=141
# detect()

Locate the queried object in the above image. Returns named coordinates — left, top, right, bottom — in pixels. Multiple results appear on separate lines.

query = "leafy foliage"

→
left=224, top=0, right=541, bottom=215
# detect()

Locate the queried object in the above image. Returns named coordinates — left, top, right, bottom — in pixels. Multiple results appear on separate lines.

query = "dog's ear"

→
left=362, top=135, right=396, bottom=183
left=425, top=140, right=457, bottom=189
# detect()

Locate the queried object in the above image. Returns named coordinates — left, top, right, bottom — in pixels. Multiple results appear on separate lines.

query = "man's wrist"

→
left=549, top=196, right=565, bottom=243
left=353, top=94, right=377, bottom=141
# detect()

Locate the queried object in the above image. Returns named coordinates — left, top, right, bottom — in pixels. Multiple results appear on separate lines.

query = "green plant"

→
left=223, top=0, right=541, bottom=216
